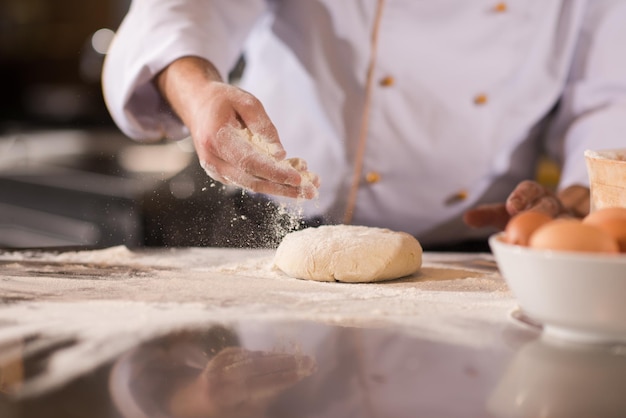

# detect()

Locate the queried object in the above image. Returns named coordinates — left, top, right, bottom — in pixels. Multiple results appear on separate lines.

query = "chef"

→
left=102, top=0, right=626, bottom=249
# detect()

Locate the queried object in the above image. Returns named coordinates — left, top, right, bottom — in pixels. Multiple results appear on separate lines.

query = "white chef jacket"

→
left=102, top=0, right=626, bottom=245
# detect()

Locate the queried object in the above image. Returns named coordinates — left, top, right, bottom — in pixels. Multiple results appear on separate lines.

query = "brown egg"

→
left=529, top=219, right=619, bottom=254
left=583, top=207, right=626, bottom=252
left=504, top=211, right=553, bottom=246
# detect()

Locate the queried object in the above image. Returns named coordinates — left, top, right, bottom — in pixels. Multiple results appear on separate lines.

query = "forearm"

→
left=155, top=56, right=224, bottom=129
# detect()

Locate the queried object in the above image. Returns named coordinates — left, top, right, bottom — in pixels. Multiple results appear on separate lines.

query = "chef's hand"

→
left=156, top=56, right=319, bottom=199
left=463, top=180, right=590, bottom=230
left=168, top=346, right=317, bottom=418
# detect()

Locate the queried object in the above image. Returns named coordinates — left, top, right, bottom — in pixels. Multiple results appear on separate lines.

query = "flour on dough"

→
left=273, top=225, right=423, bottom=283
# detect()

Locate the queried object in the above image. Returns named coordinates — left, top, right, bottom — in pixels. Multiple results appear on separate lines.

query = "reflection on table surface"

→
left=489, top=335, right=626, bottom=418
left=0, top=320, right=625, bottom=418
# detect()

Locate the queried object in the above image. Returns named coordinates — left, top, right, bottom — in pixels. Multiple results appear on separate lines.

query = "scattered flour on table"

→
left=54, top=245, right=137, bottom=264
left=0, top=245, right=136, bottom=264
left=0, top=247, right=516, bottom=398
left=210, top=250, right=508, bottom=293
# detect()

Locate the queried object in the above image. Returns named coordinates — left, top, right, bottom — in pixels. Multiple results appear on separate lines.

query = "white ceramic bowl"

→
left=489, top=233, right=626, bottom=344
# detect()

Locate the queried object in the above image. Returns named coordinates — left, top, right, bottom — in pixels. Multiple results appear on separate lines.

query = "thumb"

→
left=463, top=203, right=511, bottom=231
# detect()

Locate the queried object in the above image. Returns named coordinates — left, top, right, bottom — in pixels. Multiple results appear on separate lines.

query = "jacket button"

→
left=493, top=2, right=507, bottom=12
left=379, top=76, right=395, bottom=87
left=474, top=93, right=488, bottom=105
left=365, top=171, right=381, bottom=184
left=445, top=189, right=469, bottom=205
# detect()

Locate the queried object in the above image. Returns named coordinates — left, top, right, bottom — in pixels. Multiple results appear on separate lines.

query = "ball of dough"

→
left=273, top=225, right=423, bottom=283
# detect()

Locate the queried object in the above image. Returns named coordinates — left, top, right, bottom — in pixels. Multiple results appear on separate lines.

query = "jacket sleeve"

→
left=102, top=0, right=268, bottom=141
left=547, top=0, right=626, bottom=190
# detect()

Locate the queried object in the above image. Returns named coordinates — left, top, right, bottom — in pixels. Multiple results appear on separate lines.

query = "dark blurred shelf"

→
left=0, top=129, right=192, bottom=249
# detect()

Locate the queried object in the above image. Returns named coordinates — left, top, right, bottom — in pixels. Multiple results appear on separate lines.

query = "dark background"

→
left=0, top=0, right=129, bottom=131
left=0, top=0, right=284, bottom=250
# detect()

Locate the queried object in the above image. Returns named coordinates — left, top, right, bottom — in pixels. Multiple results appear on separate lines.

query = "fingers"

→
left=212, top=125, right=302, bottom=187
left=200, top=156, right=318, bottom=199
left=464, top=180, right=573, bottom=231
left=463, top=203, right=510, bottom=231
left=192, top=84, right=319, bottom=199
left=525, top=195, right=563, bottom=217
left=232, top=92, right=285, bottom=161
left=557, top=185, right=590, bottom=218
left=505, top=180, right=561, bottom=217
